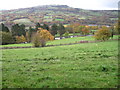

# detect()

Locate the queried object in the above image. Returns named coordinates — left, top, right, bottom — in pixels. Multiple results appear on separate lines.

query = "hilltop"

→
left=0, top=5, right=118, bottom=27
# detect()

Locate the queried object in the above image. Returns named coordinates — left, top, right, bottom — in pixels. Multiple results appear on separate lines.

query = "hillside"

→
left=1, top=5, right=118, bottom=28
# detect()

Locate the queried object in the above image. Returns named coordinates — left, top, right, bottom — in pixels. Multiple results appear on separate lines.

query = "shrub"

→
left=63, top=31, right=69, bottom=37
left=94, top=27, right=111, bottom=41
left=81, top=28, right=90, bottom=35
left=32, top=33, right=41, bottom=47
left=0, top=31, right=15, bottom=45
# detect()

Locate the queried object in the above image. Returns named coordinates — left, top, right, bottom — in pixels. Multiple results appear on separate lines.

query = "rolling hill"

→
left=0, top=5, right=118, bottom=28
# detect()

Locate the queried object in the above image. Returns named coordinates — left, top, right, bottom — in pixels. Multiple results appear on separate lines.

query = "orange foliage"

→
left=16, top=35, right=26, bottom=43
left=68, top=23, right=80, bottom=33
left=32, top=28, right=54, bottom=47
left=81, top=28, right=90, bottom=35
left=37, top=28, right=54, bottom=41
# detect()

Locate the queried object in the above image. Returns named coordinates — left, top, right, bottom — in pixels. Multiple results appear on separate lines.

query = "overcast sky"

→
left=0, top=0, right=119, bottom=10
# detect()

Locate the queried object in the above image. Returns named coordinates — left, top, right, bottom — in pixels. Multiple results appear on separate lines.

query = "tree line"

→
left=0, top=23, right=66, bottom=45
left=0, top=22, right=119, bottom=46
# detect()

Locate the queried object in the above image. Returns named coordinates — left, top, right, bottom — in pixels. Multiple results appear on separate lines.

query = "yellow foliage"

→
left=37, top=29, right=54, bottom=41
left=81, top=28, right=90, bottom=35
left=68, top=23, right=81, bottom=33
left=94, top=27, right=111, bottom=41
left=32, top=28, right=54, bottom=47
left=63, top=25, right=68, bottom=27
left=16, top=35, right=26, bottom=43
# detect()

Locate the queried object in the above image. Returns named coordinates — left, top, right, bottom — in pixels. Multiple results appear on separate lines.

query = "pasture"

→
left=13, top=18, right=34, bottom=25
left=55, top=19, right=65, bottom=21
left=1, top=40, right=118, bottom=88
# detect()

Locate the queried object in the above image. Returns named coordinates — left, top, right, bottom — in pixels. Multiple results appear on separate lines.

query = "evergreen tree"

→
left=11, top=24, right=26, bottom=36
left=28, top=26, right=35, bottom=42
left=19, top=24, right=26, bottom=36
left=58, top=23, right=65, bottom=39
left=35, top=22, right=41, bottom=30
left=0, top=23, right=9, bottom=32
left=50, top=24, right=58, bottom=36
left=42, top=23, right=49, bottom=30
left=11, top=24, right=20, bottom=36
left=29, top=26, right=34, bottom=36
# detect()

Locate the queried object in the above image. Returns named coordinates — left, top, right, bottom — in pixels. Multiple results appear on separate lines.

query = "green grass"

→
left=55, top=33, right=88, bottom=37
left=78, top=17, right=86, bottom=19
left=63, top=33, right=81, bottom=36
left=47, top=36, right=94, bottom=45
left=44, top=16, right=52, bottom=18
left=0, top=43, right=32, bottom=48
left=91, top=30, right=97, bottom=32
left=55, top=19, right=64, bottom=21
left=2, top=40, right=118, bottom=88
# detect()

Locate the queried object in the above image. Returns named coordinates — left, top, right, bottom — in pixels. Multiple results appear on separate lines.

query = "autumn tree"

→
left=15, top=35, right=26, bottom=44
left=81, top=27, right=90, bottom=35
left=67, top=23, right=80, bottom=33
left=66, top=23, right=89, bottom=35
left=32, top=28, right=54, bottom=47
left=72, top=23, right=81, bottom=33
left=94, top=26, right=111, bottom=41
left=88, top=26, right=99, bottom=30
left=65, top=26, right=73, bottom=33
left=79, top=25, right=85, bottom=34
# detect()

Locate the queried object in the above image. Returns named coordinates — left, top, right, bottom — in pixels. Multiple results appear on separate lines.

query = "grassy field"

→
left=2, top=40, right=118, bottom=88
left=55, top=19, right=65, bottom=21
left=47, top=36, right=94, bottom=45
left=55, top=33, right=81, bottom=37
left=13, top=18, right=34, bottom=25
left=0, top=35, right=118, bottom=48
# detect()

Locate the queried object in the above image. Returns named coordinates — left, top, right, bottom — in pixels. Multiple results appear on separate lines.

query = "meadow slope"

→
left=2, top=40, right=118, bottom=88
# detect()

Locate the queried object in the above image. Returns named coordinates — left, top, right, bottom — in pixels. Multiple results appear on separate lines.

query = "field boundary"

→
left=0, top=39, right=119, bottom=49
